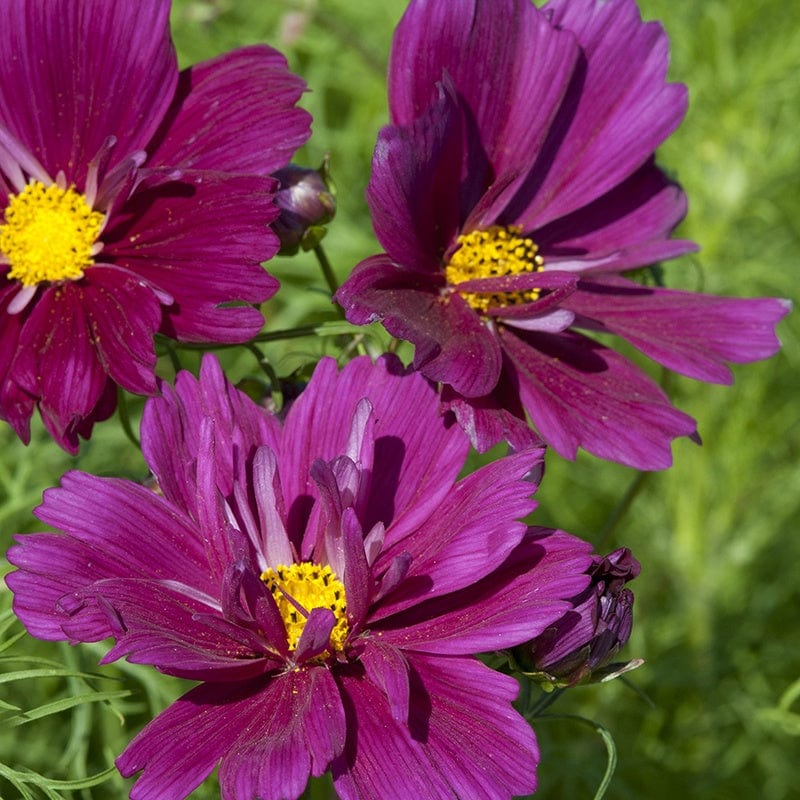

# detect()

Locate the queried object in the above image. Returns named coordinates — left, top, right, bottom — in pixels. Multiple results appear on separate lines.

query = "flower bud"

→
left=272, top=156, right=336, bottom=255
left=516, top=547, right=643, bottom=688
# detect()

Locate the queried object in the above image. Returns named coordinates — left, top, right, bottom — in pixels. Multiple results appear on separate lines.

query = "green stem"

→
left=528, top=686, right=565, bottom=717
left=161, top=339, right=183, bottom=374
left=116, top=388, right=140, bottom=451
left=253, top=325, right=335, bottom=343
left=595, top=470, right=649, bottom=550
left=244, top=342, right=284, bottom=412
left=167, top=323, right=362, bottom=351
left=534, top=713, right=618, bottom=800
left=313, top=243, right=343, bottom=312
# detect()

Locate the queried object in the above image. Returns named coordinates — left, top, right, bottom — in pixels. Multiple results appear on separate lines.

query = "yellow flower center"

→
left=0, top=181, right=105, bottom=287
left=444, top=225, right=545, bottom=313
left=261, top=562, right=349, bottom=654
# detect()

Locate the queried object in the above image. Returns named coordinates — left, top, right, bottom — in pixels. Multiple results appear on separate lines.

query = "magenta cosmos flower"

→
left=0, top=0, right=310, bottom=452
left=335, top=0, right=790, bottom=470
left=6, top=353, right=594, bottom=800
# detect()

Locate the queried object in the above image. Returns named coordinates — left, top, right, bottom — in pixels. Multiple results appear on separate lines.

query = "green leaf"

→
left=778, top=676, right=800, bottom=712
left=0, top=667, right=111, bottom=686
left=1, top=689, right=130, bottom=727
left=756, top=707, right=800, bottom=737
left=33, top=765, right=119, bottom=791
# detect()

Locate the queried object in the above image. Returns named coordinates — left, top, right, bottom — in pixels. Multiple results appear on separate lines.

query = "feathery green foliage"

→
left=1, top=1, right=797, bottom=797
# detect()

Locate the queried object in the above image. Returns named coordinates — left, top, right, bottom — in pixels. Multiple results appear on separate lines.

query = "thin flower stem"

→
left=313, top=243, right=343, bottom=310
left=244, top=340, right=268, bottom=375
left=595, top=470, right=649, bottom=551
left=167, top=321, right=364, bottom=350
left=252, top=325, right=334, bottom=343
left=244, top=342, right=284, bottom=412
left=162, top=339, right=183, bottom=374
left=116, top=388, right=140, bottom=451
left=529, top=686, right=565, bottom=717
left=535, top=713, right=618, bottom=800
left=340, top=333, right=365, bottom=357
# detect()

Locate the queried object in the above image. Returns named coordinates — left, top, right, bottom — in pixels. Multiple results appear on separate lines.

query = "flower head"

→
left=519, top=547, right=643, bottom=688
left=335, top=0, right=790, bottom=469
left=6, top=353, right=594, bottom=800
left=0, top=0, right=311, bottom=452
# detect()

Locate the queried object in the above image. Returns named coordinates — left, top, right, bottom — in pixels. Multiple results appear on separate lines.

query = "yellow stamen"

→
left=445, top=225, right=544, bottom=313
left=261, top=562, right=349, bottom=654
left=1, top=181, right=104, bottom=287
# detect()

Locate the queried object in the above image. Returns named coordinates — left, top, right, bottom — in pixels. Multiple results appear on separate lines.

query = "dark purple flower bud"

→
left=516, top=547, right=644, bottom=689
left=272, top=156, right=336, bottom=255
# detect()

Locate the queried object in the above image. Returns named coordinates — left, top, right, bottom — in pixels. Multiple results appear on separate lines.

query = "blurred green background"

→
left=1, top=0, right=798, bottom=798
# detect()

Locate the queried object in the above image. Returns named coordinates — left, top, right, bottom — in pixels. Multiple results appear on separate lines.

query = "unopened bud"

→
left=516, top=547, right=643, bottom=689
left=272, top=156, right=336, bottom=255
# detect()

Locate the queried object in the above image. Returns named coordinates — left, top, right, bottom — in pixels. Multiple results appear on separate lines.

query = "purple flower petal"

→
left=219, top=559, right=289, bottom=659
left=279, top=355, right=468, bottom=548
left=0, top=0, right=177, bottom=184
left=148, top=46, right=310, bottom=173
left=454, top=267, right=578, bottom=297
left=78, top=266, right=161, bottom=395
left=217, top=668, right=346, bottom=800
left=0, top=283, right=32, bottom=441
left=9, top=285, right=117, bottom=453
left=377, top=529, right=593, bottom=654
left=500, top=308, right=576, bottom=331
left=0, top=124, right=50, bottom=193
left=368, top=84, right=462, bottom=272
left=6, top=472, right=213, bottom=641
left=512, top=0, right=688, bottom=227
left=6, top=532, right=117, bottom=642
left=358, top=638, right=411, bottom=724
left=373, top=450, right=543, bottom=621
left=141, top=355, right=281, bottom=513
left=389, top=0, right=580, bottom=210
left=439, top=365, right=542, bottom=454
left=331, top=671, right=453, bottom=800
left=294, top=607, right=337, bottom=663
left=535, top=161, right=697, bottom=271
left=337, top=256, right=503, bottom=397
left=406, top=654, right=540, bottom=799
left=94, top=578, right=275, bottom=681
left=105, top=171, right=279, bottom=343
left=333, top=656, right=539, bottom=800
left=193, top=419, right=242, bottom=582
left=251, top=446, right=294, bottom=568
left=340, top=508, right=371, bottom=629
left=500, top=326, right=698, bottom=469
left=563, top=276, right=791, bottom=382
left=118, top=680, right=267, bottom=800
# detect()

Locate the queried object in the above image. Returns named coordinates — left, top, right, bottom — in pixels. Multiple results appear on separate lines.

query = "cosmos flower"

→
left=520, top=547, right=643, bottom=688
left=6, top=353, right=594, bottom=800
left=0, top=0, right=310, bottom=452
left=334, top=0, right=790, bottom=469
